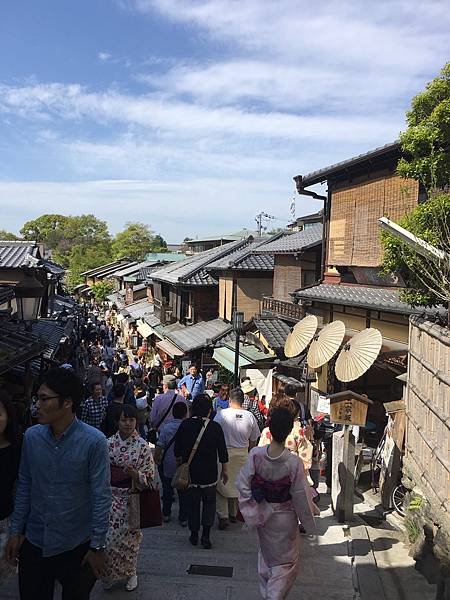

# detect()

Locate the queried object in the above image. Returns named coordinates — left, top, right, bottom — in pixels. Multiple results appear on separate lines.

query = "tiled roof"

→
left=251, top=316, right=291, bottom=351
left=122, top=299, right=154, bottom=320
left=293, top=283, right=429, bottom=315
left=166, top=318, right=232, bottom=352
left=0, top=322, right=48, bottom=375
left=139, top=265, right=163, bottom=281
left=80, top=258, right=134, bottom=278
left=297, top=141, right=400, bottom=187
left=31, top=319, right=72, bottom=359
left=0, top=285, right=14, bottom=305
left=110, top=261, right=152, bottom=279
left=256, top=224, right=322, bottom=254
left=150, top=240, right=247, bottom=285
left=0, top=240, right=41, bottom=269
left=207, top=237, right=275, bottom=271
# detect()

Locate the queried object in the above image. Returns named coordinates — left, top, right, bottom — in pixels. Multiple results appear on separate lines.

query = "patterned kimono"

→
left=236, top=446, right=316, bottom=600
left=103, top=430, right=155, bottom=583
left=259, top=421, right=313, bottom=470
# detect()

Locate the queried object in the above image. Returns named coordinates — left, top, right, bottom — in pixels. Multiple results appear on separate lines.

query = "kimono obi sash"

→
left=251, top=473, right=292, bottom=504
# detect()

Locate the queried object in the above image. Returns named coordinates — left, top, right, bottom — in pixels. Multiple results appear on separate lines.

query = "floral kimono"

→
left=103, top=430, right=155, bottom=584
left=259, top=420, right=313, bottom=470
left=236, top=446, right=316, bottom=600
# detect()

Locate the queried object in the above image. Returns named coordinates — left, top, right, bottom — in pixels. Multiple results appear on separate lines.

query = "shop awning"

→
left=137, top=319, right=153, bottom=338
left=156, top=339, right=184, bottom=357
left=213, top=347, right=252, bottom=373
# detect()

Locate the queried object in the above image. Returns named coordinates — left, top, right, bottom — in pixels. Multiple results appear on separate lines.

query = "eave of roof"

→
left=256, top=224, right=322, bottom=254
left=292, top=282, right=439, bottom=315
left=295, top=141, right=400, bottom=187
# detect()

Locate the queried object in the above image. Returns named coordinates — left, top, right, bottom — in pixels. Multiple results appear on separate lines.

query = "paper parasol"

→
left=335, top=328, right=382, bottom=382
left=307, top=320, right=346, bottom=368
left=284, top=315, right=318, bottom=358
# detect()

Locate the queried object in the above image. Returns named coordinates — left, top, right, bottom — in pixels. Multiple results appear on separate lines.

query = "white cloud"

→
left=0, top=81, right=402, bottom=144
left=0, top=178, right=320, bottom=240
left=98, top=51, right=112, bottom=62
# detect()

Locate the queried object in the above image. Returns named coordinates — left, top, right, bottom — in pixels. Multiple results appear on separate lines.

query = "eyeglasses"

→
left=36, top=395, right=60, bottom=402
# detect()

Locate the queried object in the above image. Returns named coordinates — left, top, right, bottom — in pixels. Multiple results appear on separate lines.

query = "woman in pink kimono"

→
left=236, top=407, right=317, bottom=600
left=102, top=404, right=155, bottom=592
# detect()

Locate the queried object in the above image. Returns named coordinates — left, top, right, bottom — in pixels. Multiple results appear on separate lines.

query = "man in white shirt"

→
left=214, top=387, right=260, bottom=529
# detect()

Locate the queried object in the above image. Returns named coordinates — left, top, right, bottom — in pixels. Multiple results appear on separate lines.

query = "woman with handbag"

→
left=174, top=394, right=229, bottom=549
left=102, top=404, right=155, bottom=592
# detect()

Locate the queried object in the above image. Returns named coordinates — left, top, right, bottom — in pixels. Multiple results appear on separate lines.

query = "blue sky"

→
left=1, top=1, right=449, bottom=242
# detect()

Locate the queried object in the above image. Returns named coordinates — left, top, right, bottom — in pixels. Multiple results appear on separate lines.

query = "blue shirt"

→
left=178, top=374, right=205, bottom=399
left=10, top=418, right=111, bottom=557
left=157, top=419, right=183, bottom=478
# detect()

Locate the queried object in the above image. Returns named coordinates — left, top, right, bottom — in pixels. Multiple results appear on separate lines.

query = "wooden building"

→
left=291, top=142, right=429, bottom=417
left=206, top=236, right=277, bottom=322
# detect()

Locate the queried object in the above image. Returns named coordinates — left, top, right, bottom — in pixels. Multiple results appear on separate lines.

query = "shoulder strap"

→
left=161, top=431, right=178, bottom=462
left=155, top=392, right=178, bottom=430
left=187, top=418, right=210, bottom=466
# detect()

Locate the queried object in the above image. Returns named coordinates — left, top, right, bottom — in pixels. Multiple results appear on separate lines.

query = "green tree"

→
left=381, top=63, right=450, bottom=309
left=381, top=193, right=450, bottom=307
left=112, top=222, right=155, bottom=261
left=397, top=62, right=450, bottom=190
left=149, top=234, right=168, bottom=252
left=0, top=230, right=20, bottom=240
left=66, top=244, right=113, bottom=288
left=90, top=280, right=114, bottom=303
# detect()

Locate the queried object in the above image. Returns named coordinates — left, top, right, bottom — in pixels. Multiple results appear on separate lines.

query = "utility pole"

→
left=255, top=212, right=276, bottom=236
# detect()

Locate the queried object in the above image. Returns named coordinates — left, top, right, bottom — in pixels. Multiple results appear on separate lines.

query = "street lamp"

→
left=14, top=272, right=45, bottom=323
left=233, top=311, right=244, bottom=388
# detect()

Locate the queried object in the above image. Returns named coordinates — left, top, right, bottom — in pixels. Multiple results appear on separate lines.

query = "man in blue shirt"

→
left=178, top=364, right=205, bottom=400
left=6, top=367, right=111, bottom=600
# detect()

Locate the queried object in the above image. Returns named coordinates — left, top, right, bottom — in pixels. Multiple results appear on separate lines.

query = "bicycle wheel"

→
left=392, top=484, right=407, bottom=516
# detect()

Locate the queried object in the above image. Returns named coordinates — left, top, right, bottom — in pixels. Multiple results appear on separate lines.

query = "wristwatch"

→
left=90, top=545, right=106, bottom=553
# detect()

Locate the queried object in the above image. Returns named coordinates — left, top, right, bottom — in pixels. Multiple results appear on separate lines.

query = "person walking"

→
left=103, top=383, right=127, bottom=438
left=149, top=375, right=187, bottom=434
left=236, top=407, right=317, bottom=600
left=5, top=367, right=111, bottom=600
left=102, top=404, right=155, bottom=592
left=81, top=382, right=109, bottom=430
left=0, top=392, right=22, bottom=585
left=178, top=364, right=204, bottom=400
left=241, top=380, right=266, bottom=431
left=214, top=387, right=260, bottom=529
left=155, top=402, right=188, bottom=525
left=174, top=394, right=228, bottom=549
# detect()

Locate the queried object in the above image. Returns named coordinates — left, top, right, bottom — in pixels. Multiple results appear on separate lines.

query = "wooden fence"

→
left=405, top=315, right=450, bottom=534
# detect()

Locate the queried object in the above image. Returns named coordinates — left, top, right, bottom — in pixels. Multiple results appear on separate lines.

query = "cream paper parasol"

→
left=335, top=328, right=382, bottom=382
left=284, top=315, right=318, bottom=358
left=307, top=320, right=346, bottom=368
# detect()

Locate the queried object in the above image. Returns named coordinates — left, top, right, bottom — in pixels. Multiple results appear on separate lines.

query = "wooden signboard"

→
left=329, top=391, right=373, bottom=427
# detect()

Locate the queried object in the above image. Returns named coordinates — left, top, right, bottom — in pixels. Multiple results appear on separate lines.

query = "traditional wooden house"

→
left=256, top=225, right=323, bottom=321
left=291, top=141, right=430, bottom=415
left=205, top=236, right=277, bottom=322
left=149, top=239, right=251, bottom=327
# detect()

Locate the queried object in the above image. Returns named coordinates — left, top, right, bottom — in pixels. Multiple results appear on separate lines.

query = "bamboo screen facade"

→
left=405, top=316, right=450, bottom=534
left=328, top=174, right=419, bottom=267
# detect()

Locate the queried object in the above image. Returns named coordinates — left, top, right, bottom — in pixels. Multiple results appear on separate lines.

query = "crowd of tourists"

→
left=0, top=305, right=323, bottom=600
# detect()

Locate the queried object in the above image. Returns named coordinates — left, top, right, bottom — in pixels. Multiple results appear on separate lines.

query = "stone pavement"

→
left=1, top=486, right=355, bottom=600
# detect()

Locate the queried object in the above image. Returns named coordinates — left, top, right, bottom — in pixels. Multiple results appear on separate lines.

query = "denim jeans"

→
left=160, top=473, right=188, bottom=521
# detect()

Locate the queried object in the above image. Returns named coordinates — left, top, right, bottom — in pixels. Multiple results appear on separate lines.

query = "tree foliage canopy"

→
left=0, top=230, right=20, bottom=241
left=397, top=62, right=450, bottom=190
left=381, top=194, right=450, bottom=307
left=111, top=222, right=166, bottom=261
left=381, top=63, right=450, bottom=310
left=90, top=280, right=115, bottom=303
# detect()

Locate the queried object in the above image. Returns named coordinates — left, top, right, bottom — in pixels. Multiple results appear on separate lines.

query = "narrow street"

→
left=3, top=488, right=355, bottom=600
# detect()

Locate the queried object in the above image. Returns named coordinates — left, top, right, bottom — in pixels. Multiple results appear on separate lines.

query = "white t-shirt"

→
left=214, top=408, right=260, bottom=448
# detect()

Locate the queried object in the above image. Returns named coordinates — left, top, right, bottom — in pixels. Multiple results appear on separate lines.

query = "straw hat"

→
left=241, top=380, right=256, bottom=394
